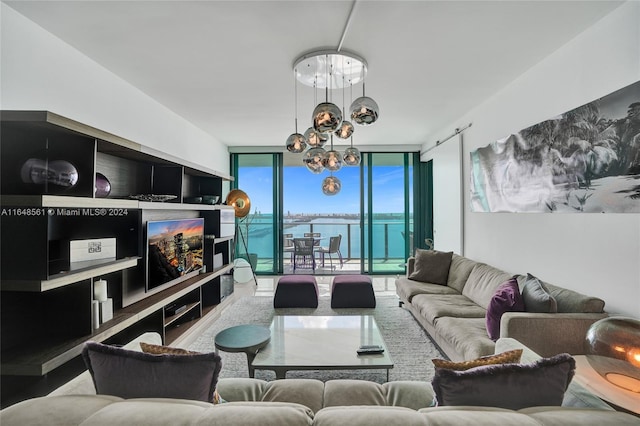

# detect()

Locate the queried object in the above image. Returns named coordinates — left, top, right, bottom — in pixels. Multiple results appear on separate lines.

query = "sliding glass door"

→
left=362, top=153, right=415, bottom=274
left=231, top=154, right=280, bottom=274
left=232, top=151, right=428, bottom=275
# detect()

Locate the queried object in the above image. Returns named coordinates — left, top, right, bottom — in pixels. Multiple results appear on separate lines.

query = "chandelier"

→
left=286, top=49, right=379, bottom=196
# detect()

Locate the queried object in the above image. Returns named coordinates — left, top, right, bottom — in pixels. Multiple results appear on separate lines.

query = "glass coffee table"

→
left=251, top=315, right=394, bottom=380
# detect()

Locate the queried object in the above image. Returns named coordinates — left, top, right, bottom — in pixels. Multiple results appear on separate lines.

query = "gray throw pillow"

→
left=523, top=273, right=558, bottom=313
left=82, top=341, right=222, bottom=402
left=432, top=353, right=575, bottom=409
left=408, top=249, right=453, bottom=285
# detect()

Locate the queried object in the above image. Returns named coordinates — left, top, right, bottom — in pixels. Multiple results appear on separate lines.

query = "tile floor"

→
left=235, top=275, right=400, bottom=299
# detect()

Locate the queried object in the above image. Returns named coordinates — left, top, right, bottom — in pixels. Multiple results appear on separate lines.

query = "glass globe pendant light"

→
left=343, top=135, right=361, bottom=166
left=322, top=135, right=342, bottom=172
left=304, top=127, right=327, bottom=148
left=303, top=147, right=326, bottom=174
left=350, top=81, right=379, bottom=126
left=322, top=174, right=341, bottom=196
left=312, top=55, right=343, bottom=134
left=335, top=120, right=354, bottom=139
left=286, top=133, right=306, bottom=153
left=312, top=101, right=342, bottom=134
left=285, top=69, right=307, bottom=153
left=335, top=71, right=354, bottom=139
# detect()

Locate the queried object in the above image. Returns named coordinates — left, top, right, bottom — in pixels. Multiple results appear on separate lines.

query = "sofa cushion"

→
left=197, top=401, right=315, bottom=426
left=408, top=249, right=453, bottom=285
left=462, top=263, right=513, bottom=310
left=396, top=277, right=459, bottom=302
left=82, top=398, right=212, bottom=425
left=411, top=294, right=486, bottom=324
left=82, top=341, right=222, bottom=403
left=314, top=406, right=428, bottom=426
left=543, top=279, right=605, bottom=313
left=432, top=353, right=576, bottom=410
left=323, top=380, right=387, bottom=407
left=433, top=317, right=496, bottom=360
left=485, top=278, right=525, bottom=341
left=419, top=406, right=542, bottom=426
left=262, top=379, right=325, bottom=414
left=432, top=349, right=523, bottom=371
left=0, top=395, right=123, bottom=426
left=446, top=254, right=479, bottom=293
left=382, top=381, right=437, bottom=410
left=522, top=273, right=558, bottom=313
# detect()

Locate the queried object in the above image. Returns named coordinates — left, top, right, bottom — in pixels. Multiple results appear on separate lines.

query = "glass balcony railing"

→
left=238, top=218, right=412, bottom=274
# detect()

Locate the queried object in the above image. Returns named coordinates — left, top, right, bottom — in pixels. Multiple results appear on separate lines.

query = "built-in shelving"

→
left=1, top=257, right=140, bottom=292
left=0, top=110, right=236, bottom=384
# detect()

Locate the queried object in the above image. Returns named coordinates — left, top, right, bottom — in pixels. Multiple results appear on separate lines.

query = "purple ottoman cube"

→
left=274, top=275, right=319, bottom=308
left=331, top=275, right=376, bottom=308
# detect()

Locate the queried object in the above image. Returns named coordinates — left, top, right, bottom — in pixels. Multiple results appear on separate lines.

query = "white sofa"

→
left=1, top=333, right=638, bottom=426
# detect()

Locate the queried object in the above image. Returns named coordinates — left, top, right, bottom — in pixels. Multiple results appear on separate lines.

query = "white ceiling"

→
left=4, top=0, right=623, bottom=149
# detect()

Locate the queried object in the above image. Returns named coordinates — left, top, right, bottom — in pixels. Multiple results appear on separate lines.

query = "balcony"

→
left=241, top=217, right=411, bottom=275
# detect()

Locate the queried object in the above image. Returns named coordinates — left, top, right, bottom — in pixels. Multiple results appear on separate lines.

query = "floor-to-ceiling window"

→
left=232, top=151, right=428, bottom=275
left=362, top=153, right=415, bottom=274
left=232, top=154, right=280, bottom=274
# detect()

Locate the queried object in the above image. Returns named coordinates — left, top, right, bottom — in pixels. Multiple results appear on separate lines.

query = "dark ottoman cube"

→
left=274, top=275, right=319, bottom=308
left=331, top=275, right=376, bottom=308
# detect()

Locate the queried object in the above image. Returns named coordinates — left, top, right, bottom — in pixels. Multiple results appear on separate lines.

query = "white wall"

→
left=0, top=4, right=229, bottom=174
left=425, top=1, right=640, bottom=317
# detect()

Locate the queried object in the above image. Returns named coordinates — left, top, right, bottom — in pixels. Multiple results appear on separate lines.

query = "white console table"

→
left=573, top=355, right=640, bottom=414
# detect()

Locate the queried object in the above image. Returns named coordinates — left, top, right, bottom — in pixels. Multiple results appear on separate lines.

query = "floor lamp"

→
left=226, top=189, right=257, bottom=286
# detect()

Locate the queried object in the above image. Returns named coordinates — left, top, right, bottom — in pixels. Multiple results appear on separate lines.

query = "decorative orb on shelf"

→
left=95, top=172, right=112, bottom=197
left=584, top=316, right=640, bottom=393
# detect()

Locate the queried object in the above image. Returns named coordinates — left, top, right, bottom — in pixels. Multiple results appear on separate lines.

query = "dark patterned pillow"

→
left=432, top=353, right=576, bottom=409
left=140, top=342, right=198, bottom=355
left=432, top=349, right=523, bottom=371
left=408, top=249, right=453, bottom=285
left=82, top=341, right=222, bottom=403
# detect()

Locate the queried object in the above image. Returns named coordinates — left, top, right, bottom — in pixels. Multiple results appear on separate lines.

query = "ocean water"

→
left=240, top=215, right=411, bottom=260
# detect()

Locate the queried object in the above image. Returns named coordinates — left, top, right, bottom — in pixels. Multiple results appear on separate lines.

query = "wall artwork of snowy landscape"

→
left=471, top=80, right=640, bottom=213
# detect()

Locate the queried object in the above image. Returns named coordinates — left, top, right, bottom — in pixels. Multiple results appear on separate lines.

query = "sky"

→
left=238, top=165, right=410, bottom=215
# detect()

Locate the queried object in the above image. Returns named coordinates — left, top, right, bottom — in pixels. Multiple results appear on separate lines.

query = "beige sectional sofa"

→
left=395, top=253, right=608, bottom=361
left=2, top=334, right=639, bottom=425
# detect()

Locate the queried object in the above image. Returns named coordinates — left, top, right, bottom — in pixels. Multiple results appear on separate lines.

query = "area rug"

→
left=188, top=295, right=444, bottom=383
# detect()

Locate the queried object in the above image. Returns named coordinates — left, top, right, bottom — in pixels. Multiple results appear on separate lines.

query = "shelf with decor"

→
left=0, top=110, right=235, bottom=393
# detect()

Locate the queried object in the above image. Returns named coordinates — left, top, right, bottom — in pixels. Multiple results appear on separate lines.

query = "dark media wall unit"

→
left=0, top=111, right=235, bottom=407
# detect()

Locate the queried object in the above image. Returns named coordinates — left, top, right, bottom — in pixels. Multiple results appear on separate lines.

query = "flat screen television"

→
left=146, top=218, right=204, bottom=291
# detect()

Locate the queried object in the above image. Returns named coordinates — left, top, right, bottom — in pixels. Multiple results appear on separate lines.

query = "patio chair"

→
left=293, top=237, right=316, bottom=271
left=283, top=233, right=294, bottom=262
left=318, top=234, right=343, bottom=270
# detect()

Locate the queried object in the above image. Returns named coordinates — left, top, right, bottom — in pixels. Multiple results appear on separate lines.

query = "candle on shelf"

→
left=94, top=279, right=108, bottom=302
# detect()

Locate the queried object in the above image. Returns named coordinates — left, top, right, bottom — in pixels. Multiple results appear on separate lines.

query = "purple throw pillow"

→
left=485, top=277, right=524, bottom=341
